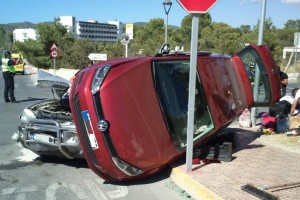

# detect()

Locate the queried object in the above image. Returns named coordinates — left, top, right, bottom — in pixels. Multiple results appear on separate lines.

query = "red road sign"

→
left=177, top=0, right=219, bottom=13
left=50, top=43, right=58, bottom=50
left=50, top=50, right=59, bottom=58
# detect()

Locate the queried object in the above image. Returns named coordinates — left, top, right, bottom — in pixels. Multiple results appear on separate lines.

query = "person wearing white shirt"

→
left=289, top=88, right=300, bottom=116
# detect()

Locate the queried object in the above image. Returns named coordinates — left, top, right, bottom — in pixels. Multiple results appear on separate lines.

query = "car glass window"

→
left=153, top=61, right=214, bottom=149
left=12, top=58, right=23, bottom=64
left=236, top=46, right=271, bottom=105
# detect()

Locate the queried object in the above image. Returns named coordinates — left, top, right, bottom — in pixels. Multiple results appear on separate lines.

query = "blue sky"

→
left=0, top=0, right=299, bottom=28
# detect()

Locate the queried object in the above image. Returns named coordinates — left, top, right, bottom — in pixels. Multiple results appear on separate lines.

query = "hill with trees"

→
left=0, top=21, right=36, bottom=31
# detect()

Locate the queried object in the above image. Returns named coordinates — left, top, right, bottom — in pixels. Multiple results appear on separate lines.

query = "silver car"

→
left=12, top=71, right=83, bottom=159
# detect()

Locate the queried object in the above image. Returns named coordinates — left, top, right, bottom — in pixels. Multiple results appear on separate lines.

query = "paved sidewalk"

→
left=169, top=125, right=300, bottom=200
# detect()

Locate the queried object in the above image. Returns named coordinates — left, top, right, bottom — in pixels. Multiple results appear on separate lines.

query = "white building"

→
left=13, top=28, right=37, bottom=42
left=76, top=20, right=118, bottom=42
left=59, top=16, right=76, bottom=35
left=59, top=16, right=119, bottom=42
left=107, top=20, right=124, bottom=36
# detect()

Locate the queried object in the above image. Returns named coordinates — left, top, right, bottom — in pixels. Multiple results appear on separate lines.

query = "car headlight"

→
left=91, top=64, right=111, bottom=95
left=112, top=157, right=144, bottom=177
left=20, top=108, right=36, bottom=124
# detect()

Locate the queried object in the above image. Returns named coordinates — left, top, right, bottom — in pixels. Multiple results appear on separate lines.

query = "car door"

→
left=233, top=44, right=281, bottom=107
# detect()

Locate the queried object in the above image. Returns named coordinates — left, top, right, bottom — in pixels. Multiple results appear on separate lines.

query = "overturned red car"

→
left=69, top=44, right=281, bottom=181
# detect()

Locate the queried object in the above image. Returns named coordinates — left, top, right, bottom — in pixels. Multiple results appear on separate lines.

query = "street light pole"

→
left=163, top=0, right=172, bottom=44
left=251, top=0, right=266, bottom=127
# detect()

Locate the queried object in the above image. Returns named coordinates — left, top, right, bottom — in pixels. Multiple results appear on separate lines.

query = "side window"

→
left=12, top=58, right=23, bottom=64
left=153, top=61, right=214, bottom=149
left=236, top=46, right=271, bottom=105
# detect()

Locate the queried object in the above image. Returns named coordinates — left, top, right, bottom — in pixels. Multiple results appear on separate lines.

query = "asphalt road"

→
left=0, top=68, right=192, bottom=200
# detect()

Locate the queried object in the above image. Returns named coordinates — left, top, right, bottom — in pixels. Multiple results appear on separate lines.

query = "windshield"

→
left=236, top=46, right=272, bottom=105
left=11, top=54, right=24, bottom=64
left=153, top=61, right=214, bottom=149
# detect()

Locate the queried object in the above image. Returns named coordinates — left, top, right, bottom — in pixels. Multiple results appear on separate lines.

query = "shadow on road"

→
left=35, top=156, right=89, bottom=169
left=18, top=97, right=47, bottom=103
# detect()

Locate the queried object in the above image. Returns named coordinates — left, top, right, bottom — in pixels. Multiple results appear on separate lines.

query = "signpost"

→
left=294, top=32, right=300, bottom=78
left=50, top=43, right=59, bottom=75
left=88, top=53, right=107, bottom=61
left=176, top=0, right=219, bottom=171
left=50, top=43, right=58, bottom=50
left=50, top=50, right=59, bottom=58
left=126, top=24, right=134, bottom=40
left=120, top=34, right=130, bottom=58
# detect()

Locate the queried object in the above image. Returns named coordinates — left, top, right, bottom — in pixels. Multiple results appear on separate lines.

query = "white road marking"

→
left=2, top=179, right=129, bottom=199
left=46, top=182, right=66, bottom=200
left=19, top=186, right=38, bottom=193
left=2, top=186, right=38, bottom=200
left=84, top=179, right=108, bottom=200
left=68, top=183, right=89, bottom=199
left=2, top=186, right=37, bottom=194
left=2, top=188, right=16, bottom=194
left=46, top=182, right=94, bottom=200
left=106, top=186, right=129, bottom=199
left=16, top=193, right=26, bottom=200
left=95, top=179, right=128, bottom=199
left=16, top=147, right=39, bottom=162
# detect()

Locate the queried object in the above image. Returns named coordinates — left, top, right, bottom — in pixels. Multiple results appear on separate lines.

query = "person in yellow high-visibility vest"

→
left=1, top=51, right=20, bottom=103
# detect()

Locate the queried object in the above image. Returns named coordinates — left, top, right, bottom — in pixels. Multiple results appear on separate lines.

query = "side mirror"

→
left=159, top=44, right=170, bottom=55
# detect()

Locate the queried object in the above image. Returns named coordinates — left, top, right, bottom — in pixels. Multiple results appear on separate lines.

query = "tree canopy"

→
left=3, top=15, right=300, bottom=70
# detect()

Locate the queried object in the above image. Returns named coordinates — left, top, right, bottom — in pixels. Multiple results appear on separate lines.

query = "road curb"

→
left=169, top=165, right=223, bottom=200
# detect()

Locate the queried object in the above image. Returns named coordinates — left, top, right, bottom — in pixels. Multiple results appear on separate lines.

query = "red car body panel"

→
left=200, top=56, right=247, bottom=128
left=101, top=59, right=178, bottom=163
left=69, top=44, right=281, bottom=181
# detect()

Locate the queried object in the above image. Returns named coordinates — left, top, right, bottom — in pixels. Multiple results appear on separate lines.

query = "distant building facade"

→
left=107, top=20, right=124, bottom=36
left=76, top=20, right=118, bottom=42
left=59, top=16, right=121, bottom=42
left=13, top=28, right=37, bottom=42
